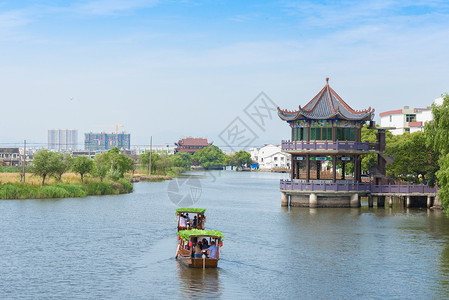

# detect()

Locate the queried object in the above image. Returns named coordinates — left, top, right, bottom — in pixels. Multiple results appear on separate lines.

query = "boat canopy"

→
left=177, top=229, right=224, bottom=242
left=176, top=208, right=206, bottom=215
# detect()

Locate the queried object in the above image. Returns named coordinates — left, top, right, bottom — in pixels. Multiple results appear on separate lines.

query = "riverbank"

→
left=0, top=179, right=133, bottom=200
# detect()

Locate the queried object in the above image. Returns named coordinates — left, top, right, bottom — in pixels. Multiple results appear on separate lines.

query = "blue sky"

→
left=1, top=0, right=448, bottom=149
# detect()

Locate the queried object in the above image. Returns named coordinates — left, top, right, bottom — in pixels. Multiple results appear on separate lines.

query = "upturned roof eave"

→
left=278, top=110, right=373, bottom=122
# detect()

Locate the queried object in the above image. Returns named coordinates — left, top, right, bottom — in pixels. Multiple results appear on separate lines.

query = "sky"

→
left=0, top=0, right=448, bottom=150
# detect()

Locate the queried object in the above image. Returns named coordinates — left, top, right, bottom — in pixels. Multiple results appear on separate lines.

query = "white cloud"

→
left=73, top=0, right=159, bottom=15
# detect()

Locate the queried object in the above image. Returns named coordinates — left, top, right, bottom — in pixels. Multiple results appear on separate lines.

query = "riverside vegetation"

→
left=0, top=145, right=252, bottom=200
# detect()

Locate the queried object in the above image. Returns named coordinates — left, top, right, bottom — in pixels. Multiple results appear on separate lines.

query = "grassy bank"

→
left=0, top=179, right=133, bottom=200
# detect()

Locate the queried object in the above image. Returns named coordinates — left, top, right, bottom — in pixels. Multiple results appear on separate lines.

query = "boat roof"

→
left=176, top=207, right=206, bottom=215
left=177, top=229, right=224, bottom=241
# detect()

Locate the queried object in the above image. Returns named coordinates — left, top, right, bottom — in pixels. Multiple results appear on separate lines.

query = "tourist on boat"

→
left=202, top=238, right=209, bottom=249
left=193, top=242, right=202, bottom=258
left=185, top=214, right=191, bottom=226
left=192, top=216, right=198, bottom=228
left=179, top=214, right=187, bottom=228
left=206, top=241, right=217, bottom=259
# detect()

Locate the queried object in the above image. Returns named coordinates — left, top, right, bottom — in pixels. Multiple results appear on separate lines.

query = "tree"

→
left=227, top=151, right=252, bottom=169
left=93, top=153, right=109, bottom=182
left=192, top=145, right=226, bottom=169
left=71, top=155, right=93, bottom=183
left=170, top=152, right=191, bottom=170
left=425, top=93, right=449, bottom=209
left=53, top=153, right=72, bottom=183
left=386, top=131, right=438, bottom=184
left=31, top=149, right=59, bottom=186
left=106, top=148, right=134, bottom=180
left=140, top=151, right=161, bottom=174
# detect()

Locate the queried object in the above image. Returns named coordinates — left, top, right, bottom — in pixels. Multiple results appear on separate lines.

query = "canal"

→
left=1, top=171, right=449, bottom=299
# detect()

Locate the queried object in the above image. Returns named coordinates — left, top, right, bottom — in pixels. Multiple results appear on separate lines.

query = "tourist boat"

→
left=176, top=208, right=206, bottom=231
left=175, top=229, right=224, bottom=268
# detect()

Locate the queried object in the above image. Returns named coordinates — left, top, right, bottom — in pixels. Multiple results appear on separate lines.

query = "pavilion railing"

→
left=281, top=140, right=379, bottom=151
left=280, top=180, right=438, bottom=194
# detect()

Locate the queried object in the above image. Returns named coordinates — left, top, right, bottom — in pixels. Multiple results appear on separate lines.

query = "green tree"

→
left=53, top=153, right=72, bottom=183
left=425, top=93, right=449, bottom=209
left=106, top=148, right=134, bottom=179
left=71, top=155, right=93, bottom=183
left=31, top=149, right=59, bottom=185
left=386, top=131, right=438, bottom=184
left=139, top=151, right=161, bottom=174
left=228, top=151, right=252, bottom=168
left=93, top=153, right=109, bottom=182
left=170, top=152, right=191, bottom=170
left=192, top=145, right=226, bottom=169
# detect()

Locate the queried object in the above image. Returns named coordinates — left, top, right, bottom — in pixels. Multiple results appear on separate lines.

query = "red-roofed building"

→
left=174, top=137, right=212, bottom=154
left=379, top=103, right=437, bottom=135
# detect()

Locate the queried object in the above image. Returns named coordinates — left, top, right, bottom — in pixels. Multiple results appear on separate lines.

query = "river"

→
left=1, top=171, right=449, bottom=299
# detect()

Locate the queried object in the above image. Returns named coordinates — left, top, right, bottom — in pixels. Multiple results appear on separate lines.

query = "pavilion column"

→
left=332, top=155, right=337, bottom=183
left=342, top=162, right=346, bottom=180
left=296, top=161, right=300, bottom=179
left=353, top=155, right=357, bottom=182
left=290, top=155, right=295, bottom=179
left=357, top=155, right=362, bottom=182
left=316, top=161, right=321, bottom=180
left=306, top=155, right=310, bottom=182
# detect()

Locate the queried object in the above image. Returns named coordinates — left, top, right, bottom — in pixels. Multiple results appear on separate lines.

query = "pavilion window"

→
left=309, top=127, right=332, bottom=141
left=293, top=128, right=298, bottom=141
left=302, top=128, right=307, bottom=141
left=336, top=128, right=355, bottom=141
left=315, top=128, right=321, bottom=140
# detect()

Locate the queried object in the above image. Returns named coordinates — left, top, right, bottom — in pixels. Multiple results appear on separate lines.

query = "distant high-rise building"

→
left=48, top=129, right=78, bottom=151
left=84, top=132, right=131, bottom=151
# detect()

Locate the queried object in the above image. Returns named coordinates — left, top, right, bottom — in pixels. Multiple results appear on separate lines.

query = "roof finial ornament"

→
left=326, top=77, right=329, bottom=85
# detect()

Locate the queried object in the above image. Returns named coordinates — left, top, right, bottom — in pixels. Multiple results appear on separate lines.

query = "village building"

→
left=379, top=98, right=442, bottom=135
left=250, top=144, right=290, bottom=170
left=174, top=137, right=212, bottom=154
left=0, top=148, right=20, bottom=166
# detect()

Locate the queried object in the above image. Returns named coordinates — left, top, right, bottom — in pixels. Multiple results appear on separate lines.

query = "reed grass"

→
left=0, top=178, right=133, bottom=200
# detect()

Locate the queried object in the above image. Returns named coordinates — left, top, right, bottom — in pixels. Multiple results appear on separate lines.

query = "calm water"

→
left=1, top=171, right=449, bottom=299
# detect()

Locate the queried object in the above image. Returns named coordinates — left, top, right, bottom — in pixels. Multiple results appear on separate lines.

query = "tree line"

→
left=32, top=147, right=134, bottom=185
left=138, top=145, right=253, bottom=174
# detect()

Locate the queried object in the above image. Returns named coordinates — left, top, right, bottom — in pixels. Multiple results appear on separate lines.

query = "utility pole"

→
left=22, top=140, right=26, bottom=183
left=149, top=136, right=152, bottom=176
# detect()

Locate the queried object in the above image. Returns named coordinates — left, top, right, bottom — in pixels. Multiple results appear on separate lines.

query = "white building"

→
left=250, top=144, right=290, bottom=170
left=48, top=129, right=78, bottom=151
left=379, top=98, right=442, bottom=135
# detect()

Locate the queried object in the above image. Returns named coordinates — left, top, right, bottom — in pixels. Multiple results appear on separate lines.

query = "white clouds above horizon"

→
left=0, top=0, right=448, bottom=146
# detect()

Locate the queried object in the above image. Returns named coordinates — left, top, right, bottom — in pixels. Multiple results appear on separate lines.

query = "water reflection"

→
left=176, top=261, right=221, bottom=298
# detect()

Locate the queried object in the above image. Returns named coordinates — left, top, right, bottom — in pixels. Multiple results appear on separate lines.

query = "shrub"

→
left=85, top=181, right=117, bottom=195
left=117, top=179, right=133, bottom=194
left=56, top=184, right=87, bottom=198
left=0, top=183, right=21, bottom=199
left=37, top=186, right=70, bottom=198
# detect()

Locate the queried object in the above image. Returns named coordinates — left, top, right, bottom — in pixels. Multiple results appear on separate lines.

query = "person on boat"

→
left=179, top=214, right=187, bottom=228
left=199, top=215, right=206, bottom=229
left=206, top=241, right=217, bottom=259
left=192, top=216, right=198, bottom=228
left=193, top=242, right=202, bottom=258
left=201, top=238, right=209, bottom=249
left=185, top=214, right=191, bottom=227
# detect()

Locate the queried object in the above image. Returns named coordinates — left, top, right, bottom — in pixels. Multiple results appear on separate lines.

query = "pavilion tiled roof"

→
left=278, top=78, right=375, bottom=121
left=175, top=138, right=211, bottom=147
